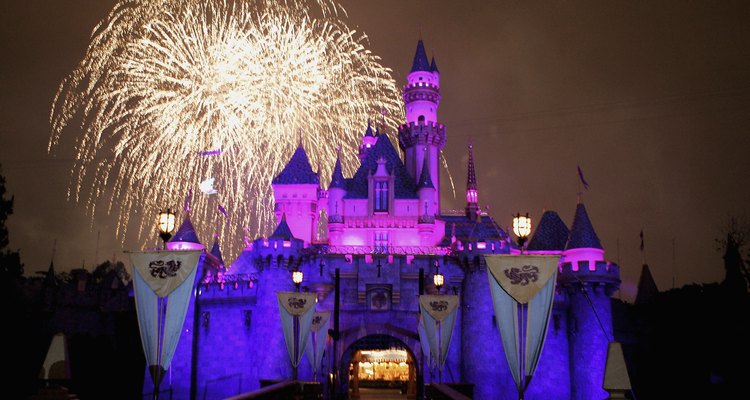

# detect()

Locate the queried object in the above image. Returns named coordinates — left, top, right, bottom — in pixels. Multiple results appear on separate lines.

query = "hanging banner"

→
left=417, top=318, right=433, bottom=371
left=418, top=295, right=459, bottom=372
left=129, top=250, right=202, bottom=389
left=130, top=250, right=202, bottom=297
left=306, top=311, right=331, bottom=378
left=278, top=292, right=317, bottom=368
left=485, top=254, right=559, bottom=392
left=39, top=333, right=70, bottom=381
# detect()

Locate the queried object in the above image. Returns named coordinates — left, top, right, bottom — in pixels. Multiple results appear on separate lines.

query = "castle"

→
left=158, top=39, right=621, bottom=400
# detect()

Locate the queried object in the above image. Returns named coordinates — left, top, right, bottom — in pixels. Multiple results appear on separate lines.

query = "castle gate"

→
left=339, top=334, right=418, bottom=399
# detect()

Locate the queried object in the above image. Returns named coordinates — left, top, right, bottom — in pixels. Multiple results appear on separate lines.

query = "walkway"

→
left=357, top=387, right=407, bottom=399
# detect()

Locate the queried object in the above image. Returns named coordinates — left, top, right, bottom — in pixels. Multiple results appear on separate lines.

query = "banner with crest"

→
left=485, top=254, right=559, bottom=396
left=418, top=294, right=459, bottom=380
left=278, top=292, right=318, bottom=369
left=129, top=250, right=202, bottom=392
left=306, top=311, right=330, bottom=380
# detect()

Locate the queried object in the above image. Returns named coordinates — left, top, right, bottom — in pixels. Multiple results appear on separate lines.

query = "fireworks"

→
left=49, top=0, right=403, bottom=260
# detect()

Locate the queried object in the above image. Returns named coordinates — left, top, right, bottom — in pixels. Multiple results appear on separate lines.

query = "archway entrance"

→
left=341, top=334, right=417, bottom=399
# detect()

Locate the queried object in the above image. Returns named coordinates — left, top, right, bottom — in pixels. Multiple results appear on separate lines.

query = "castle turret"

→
left=167, top=216, right=205, bottom=251
left=327, top=153, right=346, bottom=245
left=272, top=145, right=321, bottom=243
left=203, top=234, right=226, bottom=283
left=464, top=143, right=481, bottom=221
left=398, top=39, right=445, bottom=211
left=417, top=149, right=436, bottom=244
left=252, top=214, right=303, bottom=382
left=558, top=202, right=620, bottom=400
left=523, top=210, right=573, bottom=398
left=526, top=210, right=570, bottom=254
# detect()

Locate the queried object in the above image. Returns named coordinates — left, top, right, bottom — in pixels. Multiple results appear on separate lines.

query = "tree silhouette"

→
left=0, top=163, right=23, bottom=281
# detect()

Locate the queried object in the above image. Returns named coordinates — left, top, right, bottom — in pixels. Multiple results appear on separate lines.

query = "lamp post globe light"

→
left=292, top=270, right=304, bottom=292
left=512, top=212, right=532, bottom=252
left=433, top=261, right=444, bottom=293
left=157, top=209, right=176, bottom=249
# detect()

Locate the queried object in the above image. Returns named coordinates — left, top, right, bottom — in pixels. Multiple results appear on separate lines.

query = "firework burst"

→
left=50, top=0, right=404, bottom=260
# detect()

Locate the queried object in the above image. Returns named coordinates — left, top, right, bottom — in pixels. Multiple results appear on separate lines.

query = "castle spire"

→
left=417, top=148, right=434, bottom=189
left=465, top=142, right=479, bottom=219
left=411, top=39, right=431, bottom=72
left=430, top=56, right=439, bottom=73
left=329, top=152, right=346, bottom=189
left=565, top=202, right=603, bottom=250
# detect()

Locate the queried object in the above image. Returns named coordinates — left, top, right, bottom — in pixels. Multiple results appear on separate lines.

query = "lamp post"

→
left=292, top=270, right=303, bottom=292
left=512, top=212, right=532, bottom=253
left=157, top=209, right=176, bottom=250
left=433, top=261, right=444, bottom=293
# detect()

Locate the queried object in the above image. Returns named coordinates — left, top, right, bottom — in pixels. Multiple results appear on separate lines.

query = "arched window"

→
left=374, top=181, right=389, bottom=212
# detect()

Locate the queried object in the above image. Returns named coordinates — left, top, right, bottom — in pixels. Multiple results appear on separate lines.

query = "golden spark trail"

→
left=50, top=0, right=403, bottom=261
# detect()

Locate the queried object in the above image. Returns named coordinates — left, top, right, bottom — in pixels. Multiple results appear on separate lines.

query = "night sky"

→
left=1, top=0, right=749, bottom=301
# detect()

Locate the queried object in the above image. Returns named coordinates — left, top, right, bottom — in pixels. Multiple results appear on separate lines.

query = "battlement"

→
left=197, top=274, right=258, bottom=302
left=397, top=122, right=447, bottom=148
left=558, top=260, right=620, bottom=294
left=404, top=81, right=440, bottom=91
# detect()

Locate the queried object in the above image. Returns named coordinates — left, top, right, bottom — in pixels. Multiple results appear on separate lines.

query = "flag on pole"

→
left=577, top=165, right=590, bottom=190
left=129, top=250, right=202, bottom=394
left=485, top=254, right=560, bottom=397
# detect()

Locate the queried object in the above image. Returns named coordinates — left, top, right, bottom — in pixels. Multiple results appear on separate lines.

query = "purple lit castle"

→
left=157, top=40, right=620, bottom=400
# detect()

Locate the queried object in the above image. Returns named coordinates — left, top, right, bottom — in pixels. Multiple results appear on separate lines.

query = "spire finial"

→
left=298, top=128, right=303, bottom=147
left=467, top=141, right=477, bottom=191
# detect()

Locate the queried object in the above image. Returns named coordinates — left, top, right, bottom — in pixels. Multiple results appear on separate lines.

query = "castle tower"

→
left=465, top=143, right=480, bottom=221
left=558, top=202, right=620, bottom=400
left=167, top=216, right=205, bottom=251
left=417, top=149, right=436, bottom=244
left=524, top=210, right=572, bottom=399
left=252, top=215, right=303, bottom=382
left=327, top=152, right=346, bottom=245
left=398, top=39, right=446, bottom=211
left=272, top=145, right=321, bottom=243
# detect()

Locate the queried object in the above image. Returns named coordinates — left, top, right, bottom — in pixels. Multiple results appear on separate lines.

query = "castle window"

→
left=418, top=115, right=425, bottom=123
left=374, top=231, right=388, bottom=254
left=374, top=180, right=389, bottom=212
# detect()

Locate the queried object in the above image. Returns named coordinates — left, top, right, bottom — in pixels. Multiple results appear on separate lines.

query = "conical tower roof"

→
left=411, top=40, right=431, bottom=72
left=430, top=56, right=439, bottom=72
left=417, top=151, right=434, bottom=189
left=270, top=214, right=295, bottom=240
left=169, top=217, right=202, bottom=246
left=635, top=264, right=659, bottom=305
left=210, top=236, right=225, bottom=268
left=272, top=145, right=320, bottom=185
left=527, top=210, right=570, bottom=251
left=329, top=155, right=346, bottom=189
left=565, top=203, right=603, bottom=250
left=365, top=121, right=375, bottom=137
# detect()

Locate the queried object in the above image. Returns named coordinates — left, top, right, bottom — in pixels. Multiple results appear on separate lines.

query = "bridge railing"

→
left=425, top=383, right=473, bottom=400
left=224, top=380, right=322, bottom=400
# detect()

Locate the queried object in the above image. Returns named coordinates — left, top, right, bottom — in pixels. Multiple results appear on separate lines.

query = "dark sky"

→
left=1, top=0, right=749, bottom=301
